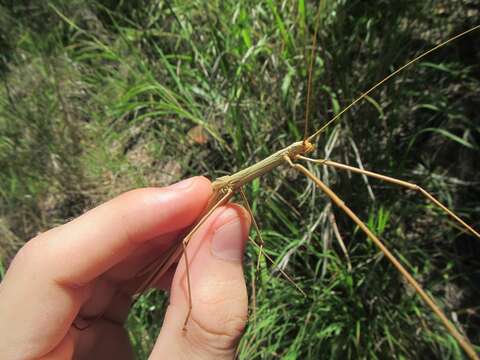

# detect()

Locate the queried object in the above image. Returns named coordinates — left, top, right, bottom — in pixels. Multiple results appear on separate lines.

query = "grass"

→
left=1, top=0, right=479, bottom=358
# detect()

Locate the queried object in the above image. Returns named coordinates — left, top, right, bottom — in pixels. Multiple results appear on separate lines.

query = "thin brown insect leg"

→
left=299, top=156, right=480, bottom=240
left=182, top=239, right=192, bottom=331
left=133, top=237, right=180, bottom=282
left=328, top=211, right=352, bottom=272
left=284, top=155, right=479, bottom=360
left=131, top=188, right=234, bottom=304
left=239, top=187, right=261, bottom=323
left=250, top=254, right=258, bottom=325
left=239, top=187, right=306, bottom=298
left=248, top=237, right=306, bottom=297
left=176, top=188, right=234, bottom=330
left=131, top=239, right=181, bottom=304
left=254, top=244, right=263, bottom=272
left=239, top=187, right=265, bottom=266
left=74, top=188, right=234, bottom=331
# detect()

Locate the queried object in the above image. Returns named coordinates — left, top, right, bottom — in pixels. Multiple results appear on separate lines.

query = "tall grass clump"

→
left=0, top=0, right=479, bottom=358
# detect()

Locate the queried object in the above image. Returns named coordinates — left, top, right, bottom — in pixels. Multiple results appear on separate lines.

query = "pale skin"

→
left=0, top=176, right=252, bottom=359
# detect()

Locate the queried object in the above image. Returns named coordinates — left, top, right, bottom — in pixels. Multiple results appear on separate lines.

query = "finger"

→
left=77, top=264, right=177, bottom=328
left=105, top=231, right=179, bottom=282
left=76, top=232, right=180, bottom=322
left=0, top=177, right=211, bottom=359
left=78, top=256, right=179, bottom=327
left=38, top=331, right=75, bottom=360
left=47, top=176, right=212, bottom=286
left=72, top=320, right=133, bottom=360
left=151, top=204, right=251, bottom=360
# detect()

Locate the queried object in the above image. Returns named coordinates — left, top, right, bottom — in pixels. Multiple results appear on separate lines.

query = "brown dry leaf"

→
left=187, top=125, right=209, bottom=145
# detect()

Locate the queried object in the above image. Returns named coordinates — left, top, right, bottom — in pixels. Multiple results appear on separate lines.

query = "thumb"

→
left=151, top=204, right=251, bottom=360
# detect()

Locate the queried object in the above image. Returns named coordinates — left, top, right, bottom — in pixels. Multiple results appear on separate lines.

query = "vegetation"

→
left=1, top=0, right=479, bottom=358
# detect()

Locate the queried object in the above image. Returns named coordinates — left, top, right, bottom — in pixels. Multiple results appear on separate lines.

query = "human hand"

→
left=0, top=177, right=251, bottom=359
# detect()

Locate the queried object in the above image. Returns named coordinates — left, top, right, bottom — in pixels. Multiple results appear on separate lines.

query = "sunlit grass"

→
left=0, top=1, right=479, bottom=358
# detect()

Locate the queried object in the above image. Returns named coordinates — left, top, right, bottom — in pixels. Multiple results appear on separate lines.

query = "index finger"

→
left=0, top=177, right=212, bottom=359
left=44, top=176, right=212, bottom=286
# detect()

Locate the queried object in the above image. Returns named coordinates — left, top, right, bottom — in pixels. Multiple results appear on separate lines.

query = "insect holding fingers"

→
left=48, top=2, right=479, bottom=358
left=130, top=18, right=480, bottom=353
left=115, top=3, right=480, bottom=358
left=3, top=2, right=480, bottom=359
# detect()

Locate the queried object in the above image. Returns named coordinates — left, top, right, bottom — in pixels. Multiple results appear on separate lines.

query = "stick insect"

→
left=122, top=23, right=480, bottom=359
left=70, top=4, right=480, bottom=358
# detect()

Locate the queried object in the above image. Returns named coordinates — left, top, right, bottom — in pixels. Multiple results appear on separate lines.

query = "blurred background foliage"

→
left=0, top=0, right=479, bottom=358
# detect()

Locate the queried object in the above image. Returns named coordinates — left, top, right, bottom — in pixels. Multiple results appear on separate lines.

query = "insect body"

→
left=213, top=141, right=314, bottom=191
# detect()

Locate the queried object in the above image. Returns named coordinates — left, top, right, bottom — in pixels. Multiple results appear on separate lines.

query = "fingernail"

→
left=211, top=208, right=246, bottom=262
left=166, top=177, right=197, bottom=190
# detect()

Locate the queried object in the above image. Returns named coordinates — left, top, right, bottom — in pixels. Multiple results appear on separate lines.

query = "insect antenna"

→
left=303, top=1, right=323, bottom=143
left=306, top=24, right=480, bottom=143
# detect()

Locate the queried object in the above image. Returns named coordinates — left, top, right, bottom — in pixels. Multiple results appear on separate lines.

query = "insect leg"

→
left=239, top=187, right=306, bottom=297
left=299, top=156, right=480, bottom=240
left=285, top=156, right=479, bottom=360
